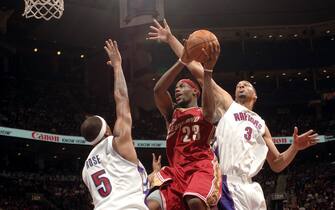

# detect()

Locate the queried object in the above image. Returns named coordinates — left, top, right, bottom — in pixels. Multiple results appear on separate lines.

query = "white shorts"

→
left=217, top=175, right=267, bottom=210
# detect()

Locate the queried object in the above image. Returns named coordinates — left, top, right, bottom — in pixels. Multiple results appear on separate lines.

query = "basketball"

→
left=184, top=30, right=219, bottom=63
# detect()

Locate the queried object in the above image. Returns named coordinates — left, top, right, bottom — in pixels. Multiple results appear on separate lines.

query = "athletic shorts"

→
left=217, top=175, right=266, bottom=210
left=149, top=158, right=222, bottom=210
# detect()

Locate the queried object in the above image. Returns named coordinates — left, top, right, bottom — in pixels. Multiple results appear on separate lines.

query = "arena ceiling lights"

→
left=174, top=20, right=335, bottom=41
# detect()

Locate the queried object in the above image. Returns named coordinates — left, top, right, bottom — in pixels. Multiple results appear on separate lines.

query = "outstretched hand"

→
left=152, top=153, right=162, bottom=172
left=104, top=39, right=122, bottom=68
left=292, top=127, right=319, bottom=151
left=147, top=19, right=172, bottom=43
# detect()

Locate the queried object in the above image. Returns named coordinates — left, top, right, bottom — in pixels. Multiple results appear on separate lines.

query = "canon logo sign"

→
left=32, top=132, right=60, bottom=142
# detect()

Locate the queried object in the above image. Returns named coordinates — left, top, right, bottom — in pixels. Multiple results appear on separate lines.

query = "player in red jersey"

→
left=146, top=43, right=222, bottom=210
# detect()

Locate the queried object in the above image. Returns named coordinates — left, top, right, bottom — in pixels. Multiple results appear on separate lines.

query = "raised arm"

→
left=148, top=19, right=233, bottom=112
left=264, top=126, right=319, bottom=173
left=153, top=60, right=184, bottom=124
left=104, top=39, right=137, bottom=164
left=201, top=43, right=220, bottom=123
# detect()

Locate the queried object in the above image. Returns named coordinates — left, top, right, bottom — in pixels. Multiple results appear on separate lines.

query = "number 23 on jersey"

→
left=182, top=125, right=200, bottom=142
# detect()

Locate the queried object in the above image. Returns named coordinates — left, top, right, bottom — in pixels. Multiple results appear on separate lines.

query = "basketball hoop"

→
left=22, top=0, right=64, bottom=21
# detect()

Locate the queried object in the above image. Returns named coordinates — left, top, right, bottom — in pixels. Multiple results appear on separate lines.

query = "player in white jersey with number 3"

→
left=190, top=78, right=319, bottom=210
left=145, top=19, right=320, bottom=210
left=80, top=39, right=149, bottom=210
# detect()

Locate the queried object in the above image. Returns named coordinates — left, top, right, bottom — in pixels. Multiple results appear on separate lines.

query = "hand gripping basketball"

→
left=202, top=39, right=220, bottom=71
left=181, top=30, right=220, bottom=70
left=185, top=30, right=220, bottom=62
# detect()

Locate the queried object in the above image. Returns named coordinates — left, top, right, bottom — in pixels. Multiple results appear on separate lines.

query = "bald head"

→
left=81, top=116, right=109, bottom=143
left=241, top=80, right=256, bottom=94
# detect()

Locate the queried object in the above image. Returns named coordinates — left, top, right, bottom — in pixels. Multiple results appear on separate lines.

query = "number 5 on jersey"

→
left=91, top=169, right=112, bottom=197
left=182, top=125, right=200, bottom=142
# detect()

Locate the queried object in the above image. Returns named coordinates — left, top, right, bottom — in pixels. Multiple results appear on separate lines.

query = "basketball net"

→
left=22, top=0, right=64, bottom=21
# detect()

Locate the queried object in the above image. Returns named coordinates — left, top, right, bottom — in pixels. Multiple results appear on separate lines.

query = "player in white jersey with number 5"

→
left=80, top=39, right=150, bottom=210
left=147, top=19, right=319, bottom=210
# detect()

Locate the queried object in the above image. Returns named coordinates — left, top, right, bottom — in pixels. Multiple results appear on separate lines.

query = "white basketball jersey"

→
left=82, top=136, right=149, bottom=210
left=215, top=101, right=268, bottom=178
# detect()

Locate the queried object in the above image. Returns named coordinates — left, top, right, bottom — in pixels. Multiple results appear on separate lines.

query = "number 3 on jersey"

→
left=182, top=125, right=200, bottom=142
left=244, top=126, right=252, bottom=141
left=91, top=169, right=112, bottom=197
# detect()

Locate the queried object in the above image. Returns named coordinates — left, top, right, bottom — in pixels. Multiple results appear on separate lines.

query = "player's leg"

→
left=185, top=195, right=209, bottom=210
left=147, top=189, right=163, bottom=210
left=249, top=182, right=266, bottom=210
left=146, top=180, right=187, bottom=210
left=184, top=161, right=222, bottom=210
left=218, top=175, right=267, bottom=210
left=147, top=201, right=161, bottom=210
left=217, top=175, right=236, bottom=210
left=147, top=166, right=188, bottom=210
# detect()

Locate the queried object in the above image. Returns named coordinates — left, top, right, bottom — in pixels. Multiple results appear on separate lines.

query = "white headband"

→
left=90, top=115, right=107, bottom=145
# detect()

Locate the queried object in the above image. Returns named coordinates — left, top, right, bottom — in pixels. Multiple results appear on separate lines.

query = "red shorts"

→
left=152, top=158, right=222, bottom=210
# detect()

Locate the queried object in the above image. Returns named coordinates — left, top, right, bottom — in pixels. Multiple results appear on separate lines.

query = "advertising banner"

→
left=0, top=126, right=331, bottom=148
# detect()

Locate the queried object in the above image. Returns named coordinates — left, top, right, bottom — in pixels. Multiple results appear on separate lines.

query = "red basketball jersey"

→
left=166, top=107, right=215, bottom=167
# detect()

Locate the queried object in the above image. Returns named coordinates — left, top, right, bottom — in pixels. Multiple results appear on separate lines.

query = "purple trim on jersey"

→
left=217, top=175, right=235, bottom=210
left=137, top=164, right=150, bottom=196
left=214, top=146, right=219, bottom=158
left=138, top=165, right=145, bottom=173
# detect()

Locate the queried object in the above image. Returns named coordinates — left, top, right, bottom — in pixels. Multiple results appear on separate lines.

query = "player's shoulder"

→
left=174, top=106, right=200, bottom=112
left=172, top=106, right=199, bottom=117
left=88, top=136, right=113, bottom=156
left=230, top=101, right=243, bottom=110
